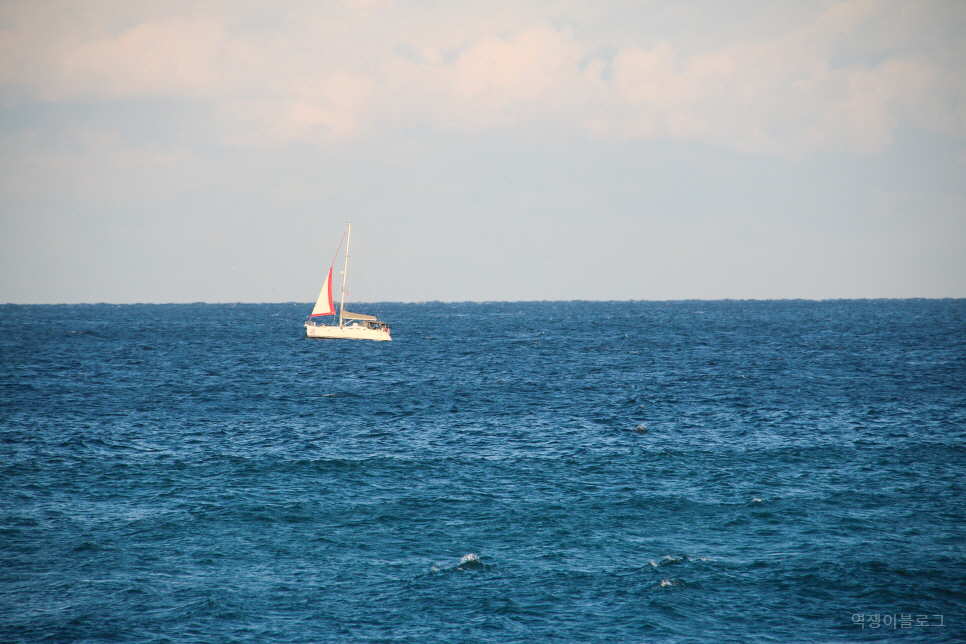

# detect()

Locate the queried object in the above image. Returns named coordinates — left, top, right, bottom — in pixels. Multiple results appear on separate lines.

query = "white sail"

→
left=310, top=267, right=335, bottom=317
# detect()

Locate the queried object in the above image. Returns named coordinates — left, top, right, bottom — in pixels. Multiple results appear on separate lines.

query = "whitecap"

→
left=650, top=555, right=685, bottom=568
left=456, top=553, right=486, bottom=571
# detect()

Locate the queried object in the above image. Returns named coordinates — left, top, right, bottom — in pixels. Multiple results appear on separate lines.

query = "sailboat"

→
left=304, top=223, right=391, bottom=341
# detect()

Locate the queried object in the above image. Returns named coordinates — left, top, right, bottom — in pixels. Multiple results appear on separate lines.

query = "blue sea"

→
left=2, top=300, right=964, bottom=643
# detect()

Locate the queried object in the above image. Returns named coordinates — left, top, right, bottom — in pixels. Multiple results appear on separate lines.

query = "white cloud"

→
left=216, top=72, right=376, bottom=146
left=0, top=0, right=963, bottom=155
left=58, top=18, right=228, bottom=100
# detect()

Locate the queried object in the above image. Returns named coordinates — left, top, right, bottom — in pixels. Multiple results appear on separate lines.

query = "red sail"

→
left=310, top=267, right=335, bottom=317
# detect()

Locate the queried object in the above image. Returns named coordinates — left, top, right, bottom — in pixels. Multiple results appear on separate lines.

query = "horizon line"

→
left=2, top=297, right=963, bottom=306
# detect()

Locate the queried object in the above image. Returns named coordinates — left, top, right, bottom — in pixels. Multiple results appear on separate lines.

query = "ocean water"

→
left=1, top=300, right=964, bottom=643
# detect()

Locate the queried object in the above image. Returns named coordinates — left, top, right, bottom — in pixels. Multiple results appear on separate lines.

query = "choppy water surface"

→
left=2, top=300, right=964, bottom=642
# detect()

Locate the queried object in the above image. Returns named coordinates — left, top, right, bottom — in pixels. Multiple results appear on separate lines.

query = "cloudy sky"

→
left=1, top=0, right=964, bottom=303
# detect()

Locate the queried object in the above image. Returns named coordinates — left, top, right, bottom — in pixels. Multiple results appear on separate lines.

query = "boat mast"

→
left=338, top=222, right=351, bottom=327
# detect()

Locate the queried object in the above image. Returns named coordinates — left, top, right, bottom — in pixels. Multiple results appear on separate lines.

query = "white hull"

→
left=305, top=322, right=391, bottom=341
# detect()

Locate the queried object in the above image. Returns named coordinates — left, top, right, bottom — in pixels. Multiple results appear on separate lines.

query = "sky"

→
left=1, top=0, right=964, bottom=304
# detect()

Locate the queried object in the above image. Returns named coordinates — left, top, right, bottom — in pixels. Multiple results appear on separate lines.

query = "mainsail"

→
left=310, top=267, right=335, bottom=317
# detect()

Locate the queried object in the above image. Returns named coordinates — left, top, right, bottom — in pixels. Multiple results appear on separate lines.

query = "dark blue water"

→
left=2, top=300, right=964, bottom=643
